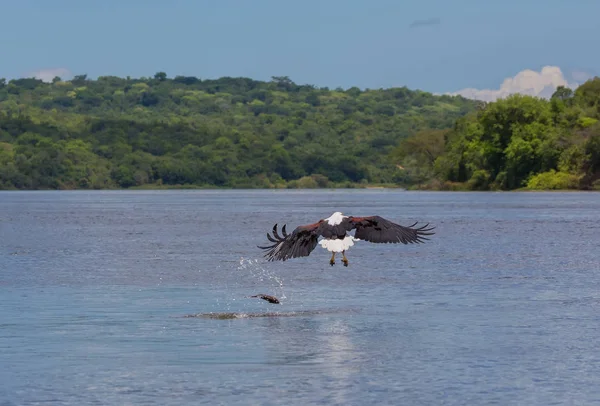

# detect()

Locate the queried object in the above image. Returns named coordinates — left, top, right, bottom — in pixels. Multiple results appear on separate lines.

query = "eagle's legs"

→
left=330, top=252, right=336, bottom=266
left=342, top=250, right=349, bottom=267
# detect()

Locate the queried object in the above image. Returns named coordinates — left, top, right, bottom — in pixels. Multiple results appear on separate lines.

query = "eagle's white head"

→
left=326, top=211, right=346, bottom=226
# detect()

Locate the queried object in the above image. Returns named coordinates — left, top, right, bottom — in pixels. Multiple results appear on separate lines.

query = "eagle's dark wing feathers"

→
left=257, top=221, right=324, bottom=262
left=347, top=215, right=435, bottom=244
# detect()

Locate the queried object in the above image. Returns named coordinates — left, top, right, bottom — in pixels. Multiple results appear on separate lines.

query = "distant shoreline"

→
left=1, top=184, right=596, bottom=192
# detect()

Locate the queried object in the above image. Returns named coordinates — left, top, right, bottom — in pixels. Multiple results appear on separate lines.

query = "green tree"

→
left=154, top=72, right=167, bottom=81
left=551, top=85, right=574, bottom=101
left=0, top=72, right=484, bottom=189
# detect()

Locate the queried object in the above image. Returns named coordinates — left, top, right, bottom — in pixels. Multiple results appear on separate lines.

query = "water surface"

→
left=1, top=190, right=600, bottom=405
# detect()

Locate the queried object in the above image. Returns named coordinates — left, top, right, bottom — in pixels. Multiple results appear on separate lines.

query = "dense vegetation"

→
left=393, top=78, right=600, bottom=190
left=0, top=73, right=476, bottom=190
left=2, top=72, right=599, bottom=191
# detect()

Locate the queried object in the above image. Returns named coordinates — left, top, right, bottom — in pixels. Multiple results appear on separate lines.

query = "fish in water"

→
left=249, top=294, right=281, bottom=304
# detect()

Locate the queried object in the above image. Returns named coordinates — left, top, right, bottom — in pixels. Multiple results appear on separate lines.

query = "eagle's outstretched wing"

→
left=346, top=216, right=435, bottom=244
left=257, top=221, right=325, bottom=262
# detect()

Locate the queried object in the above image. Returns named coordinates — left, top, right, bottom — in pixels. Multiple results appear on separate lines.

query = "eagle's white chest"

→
left=319, top=235, right=359, bottom=252
left=325, top=212, right=346, bottom=226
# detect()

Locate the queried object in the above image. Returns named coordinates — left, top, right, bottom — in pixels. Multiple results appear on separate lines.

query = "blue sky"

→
left=2, top=0, right=599, bottom=97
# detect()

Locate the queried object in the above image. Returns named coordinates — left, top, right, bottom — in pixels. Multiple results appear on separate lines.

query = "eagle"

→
left=258, top=212, right=435, bottom=267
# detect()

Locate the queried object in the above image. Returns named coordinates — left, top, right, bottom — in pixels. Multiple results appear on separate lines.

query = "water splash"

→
left=237, top=257, right=286, bottom=300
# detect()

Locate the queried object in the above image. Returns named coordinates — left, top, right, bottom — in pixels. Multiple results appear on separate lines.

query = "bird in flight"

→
left=258, top=212, right=435, bottom=267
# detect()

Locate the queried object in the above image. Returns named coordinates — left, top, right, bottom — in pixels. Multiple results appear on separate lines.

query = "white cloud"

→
left=447, top=66, right=584, bottom=102
left=28, top=67, right=72, bottom=82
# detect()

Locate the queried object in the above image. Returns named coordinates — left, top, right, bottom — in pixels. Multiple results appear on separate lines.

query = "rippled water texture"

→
left=1, top=190, right=600, bottom=405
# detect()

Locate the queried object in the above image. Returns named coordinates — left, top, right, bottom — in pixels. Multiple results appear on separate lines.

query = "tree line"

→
left=0, top=73, right=475, bottom=189
left=393, top=78, right=600, bottom=190
left=1, top=72, right=599, bottom=190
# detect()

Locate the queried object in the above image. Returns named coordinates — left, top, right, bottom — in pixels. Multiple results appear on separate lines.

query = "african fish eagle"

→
left=258, top=212, right=435, bottom=266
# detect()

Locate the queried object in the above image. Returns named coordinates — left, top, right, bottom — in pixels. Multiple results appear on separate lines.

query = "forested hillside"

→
left=0, top=73, right=476, bottom=190
left=393, top=78, right=600, bottom=190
